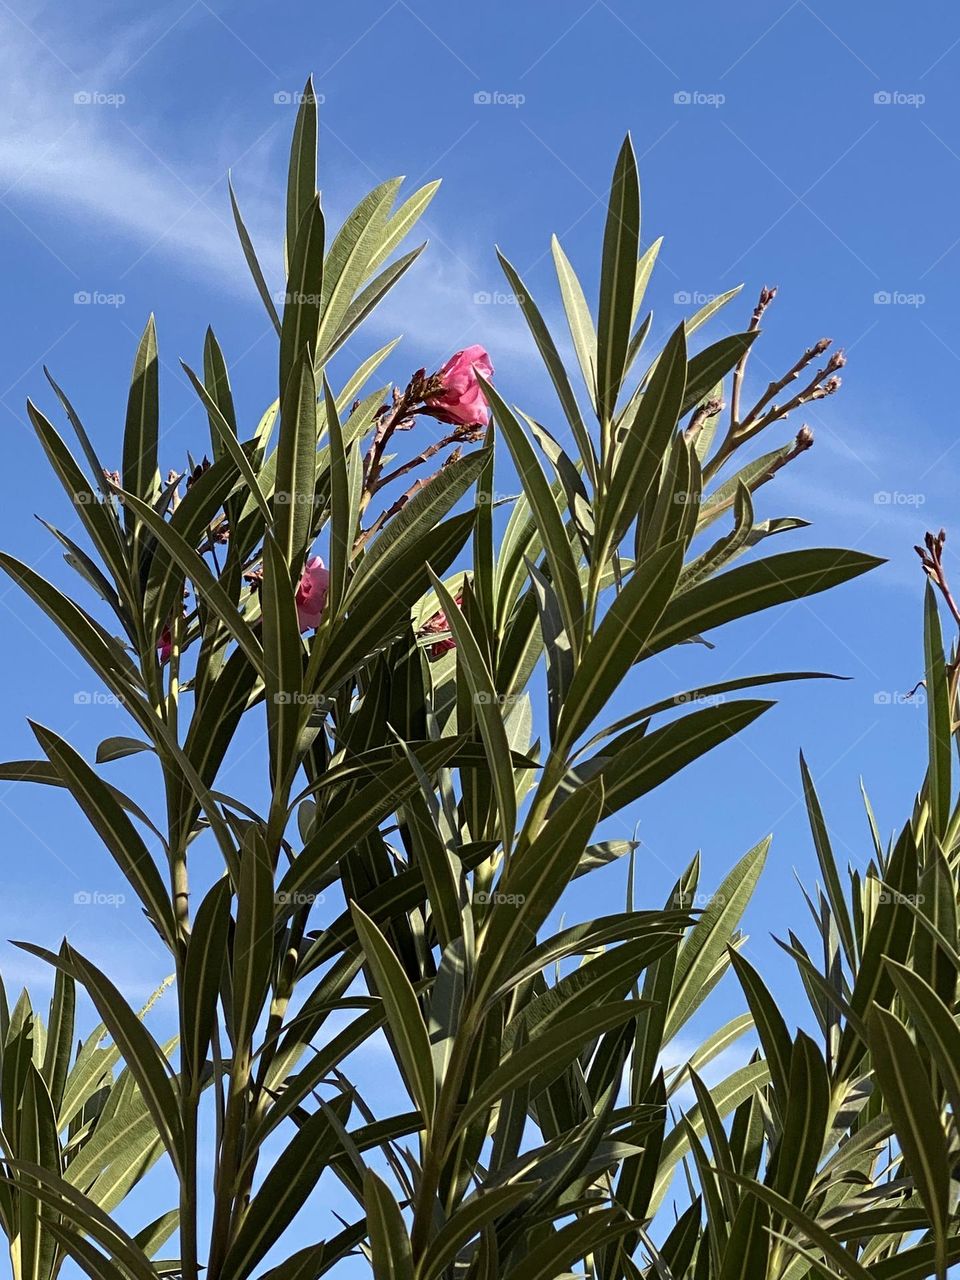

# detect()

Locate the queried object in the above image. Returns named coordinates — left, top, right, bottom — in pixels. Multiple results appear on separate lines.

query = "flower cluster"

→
left=157, top=346, right=492, bottom=660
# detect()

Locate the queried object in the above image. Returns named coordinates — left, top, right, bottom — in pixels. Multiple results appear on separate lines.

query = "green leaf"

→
left=885, top=960, right=960, bottom=1121
left=652, top=1060, right=771, bottom=1213
left=354, top=450, right=489, bottom=594
left=478, top=780, right=605, bottom=1004
left=556, top=541, right=683, bottom=751
left=728, top=949, right=791, bottom=1102
left=799, top=751, right=857, bottom=971
left=311, top=510, right=474, bottom=696
left=552, top=234, right=598, bottom=412
left=771, top=1031, right=829, bottom=1208
left=602, top=322, right=687, bottom=548
left=320, top=375, right=351, bottom=617
left=596, top=135, right=640, bottom=424
left=499, top=1210, right=632, bottom=1280
left=364, top=1169, right=413, bottom=1280
left=317, top=180, right=399, bottom=359
left=645, top=548, right=884, bottom=655
left=482, top=378, right=583, bottom=653
left=121, top=315, right=159, bottom=529
left=229, top=175, right=282, bottom=335
left=351, top=905, right=435, bottom=1123
left=590, top=699, right=773, bottom=819
left=30, top=722, right=177, bottom=950
left=453, top=1001, right=638, bottom=1137
left=666, top=838, right=768, bottom=1041
left=41, top=950, right=75, bottom=1115
left=718, top=1193, right=770, bottom=1280
left=261, top=533, right=307, bottom=789
left=497, top=248, right=596, bottom=483
left=181, top=361, right=272, bottom=523
left=222, top=1095, right=351, bottom=1280
left=417, top=1184, right=534, bottom=1280
left=232, top=829, right=275, bottom=1050
left=16, top=944, right=183, bottom=1180
left=25, top=400, right=129, bottom=610
left=285, top=76, right=318, bottom=270
left=203, top=326, right=238, bottom=443
left=64, top=1090, right=155, bottom=1196
left=923, top=581, right=951, bottom=836
left=0, top=553, right=151, bottom=733
left=113, top=486, right=265, bottom=678
left=869, top=1006, right=951, bottom=1278
left=280, top=195, right=325, bottom=399
left=681, top=331, right=758, bottom=415
left=274, top=345, right=319, bottom=571
left=277, top=738, right=464, bottom=909
left=181, top=878, right=230, bottom=1084
left=428, top=571, right=517, bottom=853
left=19, top=1064, right=61, bottom=1280
left=318, top=244, right=426, bottom=365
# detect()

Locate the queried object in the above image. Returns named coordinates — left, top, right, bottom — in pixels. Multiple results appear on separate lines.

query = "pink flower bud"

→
left=419, top=593, right=463, bottom=659
left=158, top=625, right=172, bottom=664
left=295, top=556, right=330, bottom=631
left=423, top=345, right=493, bottom=427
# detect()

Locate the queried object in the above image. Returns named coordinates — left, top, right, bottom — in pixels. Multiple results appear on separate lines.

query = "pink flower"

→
left=419, top=592, right=463, bottom=660
left=424, top=345, right=493, bottom=427
left=295, top=557, right=330, bottom=631
left=158, top=625, right=172, bottom=664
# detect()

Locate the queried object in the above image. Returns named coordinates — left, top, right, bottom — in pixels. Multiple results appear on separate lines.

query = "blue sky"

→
left=0, top=0, right=958, bottom=1264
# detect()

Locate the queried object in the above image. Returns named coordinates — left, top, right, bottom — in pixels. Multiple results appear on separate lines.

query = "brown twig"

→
left=729, top=284, right=777, bottom=433
left=916, top=529, right=960, bottom=631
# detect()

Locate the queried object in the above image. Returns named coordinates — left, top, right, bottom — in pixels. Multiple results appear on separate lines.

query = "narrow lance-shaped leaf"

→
left=923, top=580, right=951, bottom=837
left=285, top=75, right=318, bottom=270
left=351, top=905, right=435, bottom=1124
left=231, top=828, right=276, bottom=1051
left=274, top=345, right=319, bottom=571
left=30, top=722, right=178, bottom=950
left=427, top=570, right=517, bottom=857
left=280, top=195, right=325, bottom=398
left=480, top=376, right=584, bottom=655
left=596, top=134, right=641, bottom=425
left=364, top=1168, right=413, bottom=1280
left=221, top=1096, right=352, bottom=1280
left=869, top=1006, right=951, bottom=1280
left=122, top=315, right=159, bottom=531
